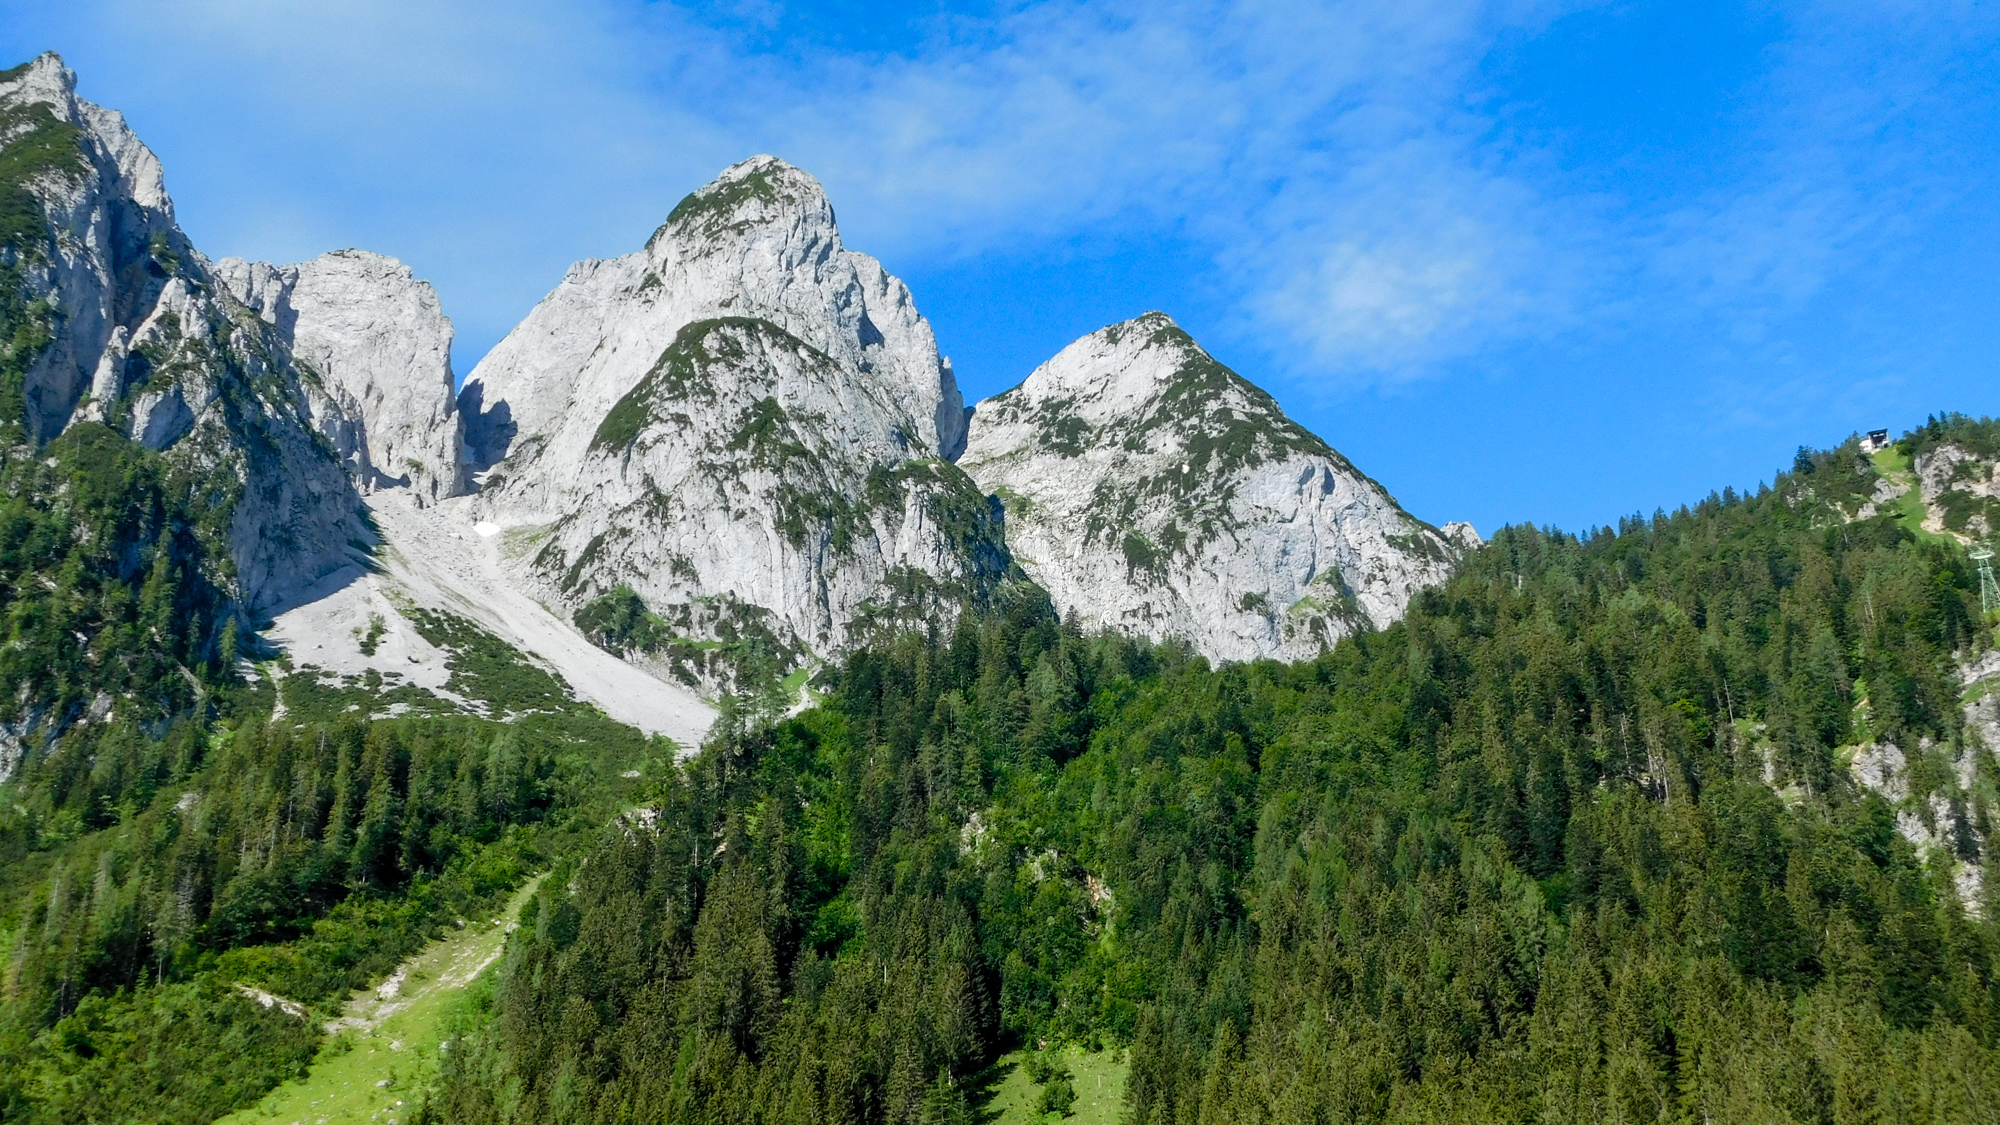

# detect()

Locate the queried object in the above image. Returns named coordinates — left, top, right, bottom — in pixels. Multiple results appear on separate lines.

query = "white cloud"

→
left=723, top=1, right=1583, bottom=377
left=3, top=0, right=1994, bottom=390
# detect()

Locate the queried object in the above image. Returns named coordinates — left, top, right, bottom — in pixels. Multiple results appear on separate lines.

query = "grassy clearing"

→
left=978, top=1047, right=1129, bottom=1125
left=216, top=878, right=541, bottom=1125
left=1871, top=447, right=1955, bottom=545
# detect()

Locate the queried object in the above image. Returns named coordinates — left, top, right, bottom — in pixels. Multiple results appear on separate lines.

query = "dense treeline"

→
left=4, top=709, right=653, bottom=1009
left=0, top=423, right=240, bottom=738
left=0, top=701, right=667, bottom=1125
left=1903, top=412, right=2000, bottom=464
left=427, top=439, right=2000, bottom=1123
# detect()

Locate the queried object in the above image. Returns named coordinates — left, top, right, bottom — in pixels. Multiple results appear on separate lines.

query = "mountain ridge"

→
left=0, top=50, right=1482, bottom=734
left=961, top=310, right=1475, bottom=662
left=1, top=51, right=371, bottom=616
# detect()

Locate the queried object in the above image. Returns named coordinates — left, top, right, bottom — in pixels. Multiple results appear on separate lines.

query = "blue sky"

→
left=5, top=0, right=1998, bottom=536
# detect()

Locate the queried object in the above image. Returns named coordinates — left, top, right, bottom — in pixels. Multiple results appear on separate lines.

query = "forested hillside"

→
left=0, top=681, right=676, bottom=1122
left=14, top=35, right=1996, bottom=1125
left=420, top=423, right=2000, bottom=1124
left=4, top=420, right=1999, bottom=1124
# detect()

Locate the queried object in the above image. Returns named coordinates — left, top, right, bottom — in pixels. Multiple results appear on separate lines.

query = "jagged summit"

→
left=0, top=50, right=370, bottom=612
left=455, top=156, right=1004, bottom=689
left=986, top=310, right=1359, bottom=471
left=217, top=248, right=468, bottom=504
left=462, top=154, right=965, bottom=469
left=647, top=154, right=832, bottom=248
left=0, top=52, right=170, bottom=219
left=961, top=312, right=1471, bottom=662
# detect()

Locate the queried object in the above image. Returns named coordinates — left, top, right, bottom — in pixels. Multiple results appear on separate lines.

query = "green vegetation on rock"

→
left=653, top=161, right=794, bottom=243
left=590, top=317, right=822, bottom=454
left=1000, top=314, right=1414, bottom=572
left=574, top=585, right=805, bottom=698
left=1901, top=414, right=2000, bottom=539
left=0, top=99, right=87, bottom=259
left=0, top=98, right=89, bottom=430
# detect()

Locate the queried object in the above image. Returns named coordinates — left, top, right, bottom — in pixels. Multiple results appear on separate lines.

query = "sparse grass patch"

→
left=214, top=879, right=542, bottom=1125
left=979, top=1047, right=1129, bottom=1125
left=403, top=608, right=573, bottom=715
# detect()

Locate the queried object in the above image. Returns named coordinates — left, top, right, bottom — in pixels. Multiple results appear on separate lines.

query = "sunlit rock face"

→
left=457, top=156, right=1005, bottom=680
left=2, top=52, right=368, bottom=612
left=217, top=249, right=467, bottom=505
left=960, top=312, right=1473, bottom=662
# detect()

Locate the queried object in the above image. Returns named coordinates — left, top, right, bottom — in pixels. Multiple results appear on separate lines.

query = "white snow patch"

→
left=473, top=521, right=501, bottom=538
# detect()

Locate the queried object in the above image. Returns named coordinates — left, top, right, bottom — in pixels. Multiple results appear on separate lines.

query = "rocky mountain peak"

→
left=1005, top=311, right=1208, bottom=420
left=978, top=311, right=1357, bottom=483
left=646, top=154, right=833, bottom=254
left=216, top=248, right=467, bottom=504
left=451, top=156, right=1008, bottom=688
left=2, top=51, right=170, bottom=218
left=0, top=53, right=80, bottom=131
left=961, top=315, right=1469, bottom=663
left=3, top=50, right=184, bottom=441
left=1, top=52, right=370, bottom=613
left=461, top=154, right=964, bottom=474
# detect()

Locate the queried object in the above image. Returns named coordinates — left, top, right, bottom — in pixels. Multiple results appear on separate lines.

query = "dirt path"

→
left=217, top=877, right=544, bottom=1125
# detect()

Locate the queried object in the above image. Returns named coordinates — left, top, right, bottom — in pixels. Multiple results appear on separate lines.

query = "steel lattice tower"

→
left=1975, top=547, right=2000, bottom=618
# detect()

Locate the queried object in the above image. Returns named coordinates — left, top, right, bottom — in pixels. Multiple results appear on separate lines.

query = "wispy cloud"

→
left=674, top=1, right=1590, bottom=377
left=4, top=0, right=1997, bottom=402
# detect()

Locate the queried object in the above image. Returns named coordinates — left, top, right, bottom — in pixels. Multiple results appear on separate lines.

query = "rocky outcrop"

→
left=217, top=249, right=467, bottom=504
left=960, top=312, right=1470, bottom=662
left=1914, top=443, right=2000, bottom=541
left=1839, top=651, right=2000, bottom=912
left=460, top=157, right=1006, bottom=678
left=461, top=155, right=964, bottom=469
left=1763, top=646, right=2000, bottom=914
left=1, top=52, right=369, bottom=612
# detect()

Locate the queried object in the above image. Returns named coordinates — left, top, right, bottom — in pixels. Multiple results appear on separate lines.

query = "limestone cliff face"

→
left=459, top=157, right=1005, bottom=679
left=2, top=53, right=1481, bottom=709
left=0, top=52, right=368, bottom=612
left=960, top=313, right=1472, bottom=662
left=217, top=249, right=467, bottom=504
left=461, top=155, right=964, bottom=469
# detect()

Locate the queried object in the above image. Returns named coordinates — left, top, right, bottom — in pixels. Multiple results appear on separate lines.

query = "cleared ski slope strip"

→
left=268, top=490, right=716, bottom=751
